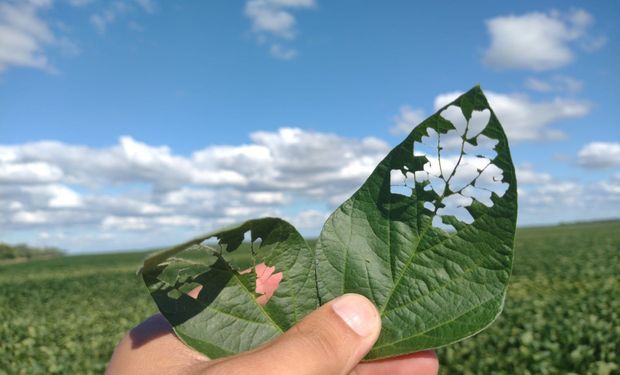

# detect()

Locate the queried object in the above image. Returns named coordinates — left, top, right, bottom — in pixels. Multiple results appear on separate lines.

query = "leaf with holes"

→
left=315, top=85, right=517, bottom=359
left=140, top=218, right=318, bottom=358
left=140, top=85, right=517, bottom=360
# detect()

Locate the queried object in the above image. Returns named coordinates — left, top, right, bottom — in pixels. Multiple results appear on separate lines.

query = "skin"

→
left=106, top=294, right=439, bottom=375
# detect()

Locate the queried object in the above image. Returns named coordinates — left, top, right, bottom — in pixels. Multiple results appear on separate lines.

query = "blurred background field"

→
left=1, top=220, right=618, bottom=374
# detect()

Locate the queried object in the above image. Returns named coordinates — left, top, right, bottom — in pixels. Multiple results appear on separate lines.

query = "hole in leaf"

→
left=466, top=109, right=490, bottom=138
left=240, top=263, right=283, bottom=305
left=410, top=105, right=507, bottom=231
left=463, top=134, right=498, bottom=160
left=436, top=194, right=474, bottom=224
left=432, top=215, right=455, bottom=232
left=440, top=105, right=467, bottom=136
left=390, top=169, right=414, bottom=196
left=423, top=201, right=435, bottom=212
left=187, top=285, right=203, bottom=300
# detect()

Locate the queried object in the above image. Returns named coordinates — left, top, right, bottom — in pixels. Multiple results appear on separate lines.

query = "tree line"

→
left=0, top=243, right=64, bottom=261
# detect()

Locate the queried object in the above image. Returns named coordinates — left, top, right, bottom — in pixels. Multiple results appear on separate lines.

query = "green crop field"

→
left=1, top=220, right=618, bottom=374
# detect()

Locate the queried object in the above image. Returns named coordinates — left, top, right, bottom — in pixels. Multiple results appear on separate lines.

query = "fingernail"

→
left=331, top=294, right=378, bottom=337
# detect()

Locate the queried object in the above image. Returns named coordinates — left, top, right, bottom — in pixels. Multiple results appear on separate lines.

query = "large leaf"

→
left=315, top=85, right=517, bottom=359
left=141, top=218, right=318, bottom=358
left=141, top=86, right=517, bottom=361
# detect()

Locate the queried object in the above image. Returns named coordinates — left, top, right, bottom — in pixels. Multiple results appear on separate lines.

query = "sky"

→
left=0, top=0, right=619, bottom=253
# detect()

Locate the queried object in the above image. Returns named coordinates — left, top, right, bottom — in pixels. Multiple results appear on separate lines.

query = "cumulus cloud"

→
left=517, top=165, right=620, bottom=225
left=0, top=128, right=389, bottom=251
left=270, top=43, right=297, bottom=60
left=578, top=142, right=620, bottom=169
left=524, top=76, right=583, bottom=94
left=390, top=106, right=426, bottom=136
left=483, top=9, right=605, bottom=71
left=0, top=0, right=156, bottom=74
left=0, top=0, right=55, bottom=73
left=434, top=90, right=590, bottom=142
left=244, top=0, right=314, bottom=60
left=3, top=129, right=619, bottom=251
left=516, top=164, right=553, bottom=185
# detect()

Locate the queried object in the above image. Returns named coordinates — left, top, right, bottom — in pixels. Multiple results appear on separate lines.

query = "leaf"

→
left=140, top=218, right=318, bottom=358
left=315, top=85, right=517, bottom=359
left=141, top=86, right=517, bottom=361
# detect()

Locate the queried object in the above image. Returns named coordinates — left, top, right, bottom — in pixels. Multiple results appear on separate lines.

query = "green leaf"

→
left=141, top=86, right=517, bottom=361
left=141, top=217, right=318, bottom=358
left=315, top=85, right=517, bottom=359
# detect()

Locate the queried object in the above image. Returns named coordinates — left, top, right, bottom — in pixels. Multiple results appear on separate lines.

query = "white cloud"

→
left=2, top=129, right=619, bottom=251
left=135, top=0, right=156, bottom=14
left=517, top=165, right=620, bottom=225
left=90, top=0, right=156, bottom=34
left=484, top=9, right=605, bottom=71
left=286, top=209, right=328, bottom=231
left=578, top=142, right=620, bottom=169
left=270, top=43, right=297, bottom=60
left=0, top=128, right=390, bottom=251
left=38, top=184, right=82, bottom=208
left=0, top=1, right=55, bottom=73
left=102, top=214, right=201, bottom=231
left=524, top=76, right=583, bottom=94
left=516, top=164, right=553, bottom=185
left=390, top=106, right=426, bottom=136
left=434, top=90, right=590, bottom=142
left=245, top=0, right=313, bottom=38
left=0, top=161, right=63, bottom=184
left=12, top=210, right=49, bottom=224
left=599, top=173, right=620, bottom=195
left=246, top=192, right=288, bottom=204
left=90, top=2, right=129, bottom=34
left=244, top=0, right=314, bottom=59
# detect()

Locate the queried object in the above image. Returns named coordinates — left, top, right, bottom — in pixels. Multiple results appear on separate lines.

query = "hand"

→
left=107, top=294, right=439, bottom=374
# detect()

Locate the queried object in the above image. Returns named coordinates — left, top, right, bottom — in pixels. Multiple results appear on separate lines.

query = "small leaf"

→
left=141, top=217, right=318, bottom=358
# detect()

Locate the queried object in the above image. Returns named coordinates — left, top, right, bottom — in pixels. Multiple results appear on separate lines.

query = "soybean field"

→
left=0, top=220, right=618, bottom=374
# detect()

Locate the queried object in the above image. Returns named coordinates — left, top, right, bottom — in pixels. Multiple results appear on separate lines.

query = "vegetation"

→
left=0, top=243, right=64, bottom=262
left=0, top=220, right=618, bottom=374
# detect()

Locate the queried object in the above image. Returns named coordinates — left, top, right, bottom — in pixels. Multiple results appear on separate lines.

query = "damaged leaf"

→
left=140, top=218, right=318, bottom=357
left=141, top=85, right=517, bottom=360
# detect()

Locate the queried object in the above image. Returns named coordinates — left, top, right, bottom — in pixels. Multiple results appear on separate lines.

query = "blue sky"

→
left=1, top=0, right=619, bottom=252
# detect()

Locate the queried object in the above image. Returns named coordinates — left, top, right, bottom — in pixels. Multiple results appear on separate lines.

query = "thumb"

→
left=206, top=293, right=381, bottom=375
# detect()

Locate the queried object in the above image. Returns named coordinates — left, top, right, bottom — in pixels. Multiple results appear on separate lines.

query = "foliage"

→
left=438, top=220, right=620, bottom=375
left=0, top=221, right=618, bottom=373
left=141, top=86, right=518, bottom=359
left=141, top=219, right=319, bottom=357
left=0, top=243, right=64, bottom=261
left=316, top=86, right=517, bottom=359
left=0, top=252, right=154, bottom=375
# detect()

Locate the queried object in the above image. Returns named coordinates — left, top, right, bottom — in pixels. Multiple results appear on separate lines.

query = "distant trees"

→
left=0, top=243, right=64, bottom=261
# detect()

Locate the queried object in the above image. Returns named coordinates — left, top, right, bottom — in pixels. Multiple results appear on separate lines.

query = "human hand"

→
left=106, top=293, right=439, bottom=374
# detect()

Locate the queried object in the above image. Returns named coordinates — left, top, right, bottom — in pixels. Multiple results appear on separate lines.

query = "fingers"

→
left=352, top=351, right=439, bottom=375
left=106, top=314, right=208, bottom=375
left=203, top=294, right=381, bottom=375
left=109, top=307, right=439, bottom=375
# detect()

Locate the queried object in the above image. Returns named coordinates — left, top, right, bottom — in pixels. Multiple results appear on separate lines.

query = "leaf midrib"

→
left=231, top=270, right=285, bottom=333
left=377, top=222, right=434, bottom=315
